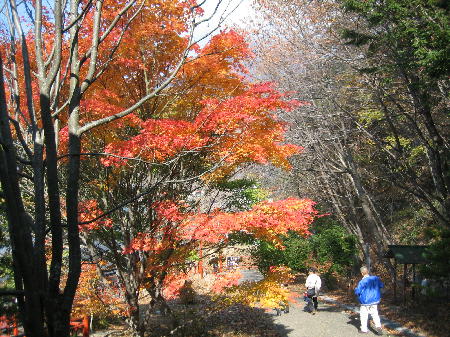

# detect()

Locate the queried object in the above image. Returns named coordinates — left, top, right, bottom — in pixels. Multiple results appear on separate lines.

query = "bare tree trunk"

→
left=321, top=171, right=366, bottom=255
left=125, top=290, right=142, bottom=337
left=0, top=55, right=47, bottom=337
left=341, top=149, right=391, bottom=245
left=407, top=81, right=450, bottom=227
left=338, top=147, right=395, bottom=276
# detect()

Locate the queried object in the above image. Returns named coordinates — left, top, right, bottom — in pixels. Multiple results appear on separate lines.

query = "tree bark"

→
left=0, top=55, right=46, bottom=337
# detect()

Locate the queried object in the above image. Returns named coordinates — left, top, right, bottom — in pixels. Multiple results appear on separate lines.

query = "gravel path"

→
left=239, top=269, right=264, bottom=284
left=271, top=295, right=382, bottom=337
left=240, top=269, right=374, bottom=336
left=238, top=270, right=372, bottom=336
left=240, top=269, right=426, bottom=337
left=271, top=294, right=428, bottom=337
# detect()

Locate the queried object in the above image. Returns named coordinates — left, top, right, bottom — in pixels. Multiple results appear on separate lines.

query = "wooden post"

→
left=82, top=315, right=90, bottom=337
left=412, top=264, right=416, bottom=299
left=403, top=263, right=407, bottom=305
left=198, top=243, right=204, bottom=278
left=393, top=259, right=397, bottom=303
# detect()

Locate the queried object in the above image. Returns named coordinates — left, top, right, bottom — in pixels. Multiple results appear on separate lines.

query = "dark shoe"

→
left=375, top=327, right=383, bottom=335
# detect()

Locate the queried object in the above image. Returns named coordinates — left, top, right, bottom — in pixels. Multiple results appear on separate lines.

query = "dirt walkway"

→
left=272, top=295, right=379, bottom=337
left=271, top=294, right=426, bottom=337
left=240, top=270, right=427, bottom=337
left=89, top=294, right=426, bottom=337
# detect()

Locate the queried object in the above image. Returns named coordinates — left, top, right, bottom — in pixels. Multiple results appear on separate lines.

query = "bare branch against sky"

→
left=194, top=0, right=256, bottom=41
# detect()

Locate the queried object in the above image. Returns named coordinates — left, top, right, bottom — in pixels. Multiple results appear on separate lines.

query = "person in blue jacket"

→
left=354, top=266, right=384, bottom=335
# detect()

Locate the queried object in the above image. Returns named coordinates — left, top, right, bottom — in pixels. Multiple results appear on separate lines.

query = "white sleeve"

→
left=305, top=275, right=312, bottom=288
left=316, top=275, right=322, bottom=291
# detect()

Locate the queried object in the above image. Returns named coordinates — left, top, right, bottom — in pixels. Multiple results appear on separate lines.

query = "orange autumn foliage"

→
left=121, top=197, right=317, bottom=304
left=1, top=0, right=320, bottom=331
left=101, top=83, right=304, bottom=179
left=56, top=27, right=253, bottom=156
left=210, top=271, right=243, bottom=294
left=162, top=272, right=190, bottom=300
left=123, top=197, right=317, bottom=254
left=78, top=200, right=113, bottom=231
left=3, top=1, right=221, bottom=152
left=181, top=198, right=316, bottom=246
left=72, top=263, right=126, bottom=318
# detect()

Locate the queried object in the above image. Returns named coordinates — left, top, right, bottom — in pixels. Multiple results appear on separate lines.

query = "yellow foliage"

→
left=214, top=266, right=295, bottom=310
left=72, top=264, right=126, bottom=319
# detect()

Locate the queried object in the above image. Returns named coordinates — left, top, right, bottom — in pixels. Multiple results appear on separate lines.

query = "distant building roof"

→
left=384, top=245, right=429, bottom=264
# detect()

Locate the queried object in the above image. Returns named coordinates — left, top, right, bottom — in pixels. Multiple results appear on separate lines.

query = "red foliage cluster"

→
left=100, top=83, right=305, bottom=174
left=210, top=271, right=242, bottom=293
left=123, top=197, right=318, bottom=254
left=78, top=200, right=112, bottom=231
left=162, top=272, right=189, bottom=300
left=181, top=198, right=317, bottom=246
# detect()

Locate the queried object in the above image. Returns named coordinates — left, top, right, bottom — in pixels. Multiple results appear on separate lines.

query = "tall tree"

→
left=0, top=0, right=237, bottom=335
left=340, top=0, right=450, bottom=227
left=250, top=0, right=393, bottom=261
left=250, top=0, right=449, bottom=266
left=77, top=80, right=310, bottom=336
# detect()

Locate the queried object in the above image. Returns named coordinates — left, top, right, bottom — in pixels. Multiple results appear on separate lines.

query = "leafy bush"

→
left=252, top=222, right=358, bottom=278
left=253, top=240, right=285, bottom=274
left=310, top=225, right=358, bottom=275
left=283, top=233, right=311, bottom=272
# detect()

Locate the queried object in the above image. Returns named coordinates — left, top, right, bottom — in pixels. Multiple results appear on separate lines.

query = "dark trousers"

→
left=307, top=295, right=318, bottom=310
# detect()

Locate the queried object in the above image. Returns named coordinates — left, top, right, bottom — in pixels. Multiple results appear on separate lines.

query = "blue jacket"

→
left=355, top=275, right=384, bottom=305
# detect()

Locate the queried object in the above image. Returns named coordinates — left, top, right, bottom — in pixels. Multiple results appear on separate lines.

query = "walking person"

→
left=305, top=267, right=321, bottom=314
left=355, top=266, right=384, bottom=335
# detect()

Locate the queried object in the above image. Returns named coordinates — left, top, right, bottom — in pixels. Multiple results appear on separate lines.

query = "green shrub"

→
left=252, top=221, right=358, bottom=277
left=283, top=233, right=311, bottom=272
left=310, top=225, right=358, bottom=275
left=253, top=240, right=285, bottom=274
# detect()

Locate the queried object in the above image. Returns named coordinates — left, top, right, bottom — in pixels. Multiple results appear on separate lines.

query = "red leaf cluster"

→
left=101, top=83, right=304, bottom=175
left=123, top=197, right=318, bottom=254
left=78, top=200, right=112, bottom=231
left=210, top=271, right=242, bottom=294
left=181, top=198, right=317, bottom=246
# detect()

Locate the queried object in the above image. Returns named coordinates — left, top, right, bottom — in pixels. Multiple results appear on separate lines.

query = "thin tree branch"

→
left=62, top=0, right=93, bottom=33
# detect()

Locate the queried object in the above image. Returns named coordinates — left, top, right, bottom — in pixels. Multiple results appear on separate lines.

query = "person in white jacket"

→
left=305, top=267, right=322, bottom=314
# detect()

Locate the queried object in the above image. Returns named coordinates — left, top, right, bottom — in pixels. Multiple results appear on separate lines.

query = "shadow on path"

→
left=207, top=304, right=293, bottom=337
left=346, top=314, right=360, bottom=330
left=144, top=295, right=293, bottom=337
left=315, top=305, right=345, bottom=313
